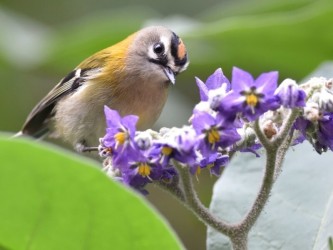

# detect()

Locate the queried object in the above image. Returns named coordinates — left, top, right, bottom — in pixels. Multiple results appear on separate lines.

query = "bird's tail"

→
left=12, top=131, right=24, bottom=138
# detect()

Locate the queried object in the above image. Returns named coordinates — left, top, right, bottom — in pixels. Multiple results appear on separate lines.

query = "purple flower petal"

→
left=231, top=67, right=254, bottom=91
left=192, top=111, right=216, bottom=134
left=206, top=68, right=230, bottom=91
left=104, top=105, right=121, bottom=128
left=274, top=79, right=306, bottom=108
left=256, top=71, right=278, bottom=95
left=195, top=77, right=209, bottom=101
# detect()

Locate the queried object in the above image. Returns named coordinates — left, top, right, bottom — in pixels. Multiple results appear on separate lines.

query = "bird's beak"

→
left=163, top=67, right=176, bottom=85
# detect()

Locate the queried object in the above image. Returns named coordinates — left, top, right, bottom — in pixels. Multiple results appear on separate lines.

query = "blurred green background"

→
left=1, top=0, right=332, bottom=249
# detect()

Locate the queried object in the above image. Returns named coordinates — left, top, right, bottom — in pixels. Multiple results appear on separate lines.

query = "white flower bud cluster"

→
left=302, top=77, right=333, bottom=117
left=134, top=131, right=153, bottom=150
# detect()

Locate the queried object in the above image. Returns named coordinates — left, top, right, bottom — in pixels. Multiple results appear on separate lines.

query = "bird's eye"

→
left=153, top=42, right=165, bottom=55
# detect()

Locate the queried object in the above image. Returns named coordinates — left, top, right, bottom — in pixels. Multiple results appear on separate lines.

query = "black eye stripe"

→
left=148, top=56, right=168, bottom=66
left=171, top=32, right=187, bottom=67
left=170, top=32, right=179, bottom=61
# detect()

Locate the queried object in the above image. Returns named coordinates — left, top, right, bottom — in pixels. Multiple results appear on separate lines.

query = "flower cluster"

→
left=99, top=67, right=333, bottom=192
left=293, top=78, right=333, bottom=153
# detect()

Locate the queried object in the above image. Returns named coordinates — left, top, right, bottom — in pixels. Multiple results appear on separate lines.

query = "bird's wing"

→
left=21, top=68, right=101, bottom=138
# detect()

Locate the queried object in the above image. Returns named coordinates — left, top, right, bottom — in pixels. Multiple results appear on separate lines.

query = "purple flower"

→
left=274, top=79, right=306, bottom=108
left=239, top=143, right=262, bottom=157
left=192, top=111, right=241, bottom=154
left=221, top=67, right=280, bottom=121
left=155, top=126, right=199, bottom=168
left=196, top=68, right=231, bottom=110
left=102, top=106, right=138, bottom=149
left=100, top=106, right=139, bottom=166
left=196, top=68, right=231, bottom=101
left=199, top=152, right=229, bottom=176
left=292, top=117, right=310, bottom=145
left=120, top=147, right=177, bottom=194
left=316, top=113, right=333, bottom=153
left=293, top=112, right=333, bottom=153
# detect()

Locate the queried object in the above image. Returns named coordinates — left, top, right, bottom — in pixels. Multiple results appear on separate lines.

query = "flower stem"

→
left=238, top=146, right=277, bottom=232
left=155, top=177, right=186, bottom=202
left=237, top=119, right=279, bottom=233
left=230, top=234, right=248, bottom=250
left=239, top=109, right=297, bottom=232
left=173, top=161, right=234, bottom=237
left=274, top=132, right=293, bottom=180
left=253, top=120, right=272, bottom=150
left=156, top=109, right=298, bottom=249
left=272, top=108, right=299, bottom=147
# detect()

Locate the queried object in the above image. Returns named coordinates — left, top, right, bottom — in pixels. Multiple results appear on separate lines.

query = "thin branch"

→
left=82, top=146, right=99, bottom=153
left=173, top=161, right=235, bottom=237
left=272, top=108, right=299, bottom=147
left=155, top=176, right=186, bottom=202
left=238, top=108, right=298, bottom=232
left=155, top=108, right=299, bottom=249
left=274, top=133, right=293, bottom=180
left=239, top=146, right=277, bottom=232
left=253, top=120, right=272, bottom=149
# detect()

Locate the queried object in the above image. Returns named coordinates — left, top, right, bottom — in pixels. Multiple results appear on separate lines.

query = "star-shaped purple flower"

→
left=221, top=67, right=280, bottom=121
left=195, top=68, right=232, bottom=111
left=196, top=68, right=231, bottom=102
left=192, top=111, right=241, bottom=155
left=155, top=127, right=199, bottom=168
left=100, top=106, right=139, bottom=166
left=199, top=152, right=229, bottom=176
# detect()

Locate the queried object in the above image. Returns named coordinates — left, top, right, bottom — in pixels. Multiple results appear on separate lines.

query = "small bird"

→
left=17, top=26, right=189, bottom=152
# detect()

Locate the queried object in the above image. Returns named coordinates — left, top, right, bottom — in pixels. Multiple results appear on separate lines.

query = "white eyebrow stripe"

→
left=160, top=35, right=174, bottom=65
left=147, top=35, right=172, bottom=61
left=160, top=36, right=170, bottom=51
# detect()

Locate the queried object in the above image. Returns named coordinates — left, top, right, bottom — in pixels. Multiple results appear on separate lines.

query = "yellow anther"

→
left=114, top=131, right=127, bottom=145
left=208, top=128, right=220, bottom=144
left=246, top=93, right=258, bottom=107
left=196, top=166, right=201, bottom=176
left=162, top=146, right=173, bottom=156
left=138, top=163, right=151, bottom=177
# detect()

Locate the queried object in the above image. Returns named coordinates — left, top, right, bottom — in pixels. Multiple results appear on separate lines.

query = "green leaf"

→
left=208, top=143, right=333, bottom=250
left=0, top=136, right=183, bottom=250
left=207, top=63, right=333, bottom=249
left=329, top=237, right=333, bottom=250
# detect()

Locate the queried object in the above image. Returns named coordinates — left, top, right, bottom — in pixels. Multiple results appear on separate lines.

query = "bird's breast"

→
left=110, top=77, right=169, bottom=130
left=53, top=75, right=169, bottom=147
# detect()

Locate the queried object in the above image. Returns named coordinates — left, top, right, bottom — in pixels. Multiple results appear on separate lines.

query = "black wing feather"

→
left=21, top=68, right=93, bottom=138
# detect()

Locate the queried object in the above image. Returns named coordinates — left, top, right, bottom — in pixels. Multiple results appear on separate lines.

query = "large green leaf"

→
left=0, top=136, right=183, bottom=250
left=208, top=143, right=333, bottom=249
left=207, top=63, right=333, bottom=249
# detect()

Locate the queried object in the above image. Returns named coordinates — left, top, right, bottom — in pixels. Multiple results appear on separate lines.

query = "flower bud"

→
left=309, top=78, right=333, bottom=112
left=262, top=120, right=278, bottom=139
left=303, top=102, right=320, bottom=122
left=134, top=131, right=153, bottom=150
left=275, top=78, right=306, bottom=108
